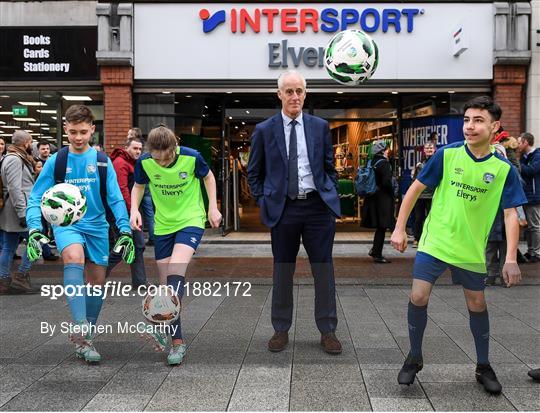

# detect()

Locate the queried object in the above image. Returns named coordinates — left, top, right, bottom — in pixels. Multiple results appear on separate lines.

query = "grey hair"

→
left=11, top=130, right=32, bottom=146
left=277, top=70, right=307, bottom=90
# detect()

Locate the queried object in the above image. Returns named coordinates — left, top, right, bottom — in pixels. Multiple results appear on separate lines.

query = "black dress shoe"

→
left=527, top=368, right=540, bottom=381
left=476, top=364, right=502, bottom=394
left=398, top=353, right=423, bottom=385
left=527, top=255, right=540, bottom=263
left=373, top=256, right=391, bottom=264
left=368, top=249, right=375, bottom=257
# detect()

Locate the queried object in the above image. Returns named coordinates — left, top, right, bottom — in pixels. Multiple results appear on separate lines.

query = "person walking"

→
left=0, top=131, right=39, bottom=294
left=362, top=140, right=395, bottom=263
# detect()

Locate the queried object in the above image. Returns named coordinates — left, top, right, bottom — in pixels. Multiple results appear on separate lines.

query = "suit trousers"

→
left=270, top=193, right=338, bottom=333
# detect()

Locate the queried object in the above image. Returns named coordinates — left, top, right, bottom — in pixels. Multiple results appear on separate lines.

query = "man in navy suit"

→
left=247, top=70, right=342, bottom=354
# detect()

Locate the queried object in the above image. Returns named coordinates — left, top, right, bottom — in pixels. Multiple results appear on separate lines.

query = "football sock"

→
left=167, top=275, right=185, bottom=340
left=408, top=301, right=428, bottom=358
left=469, top=309, right=490, bottom=365
left=86, top=285, right=104, bottom=326
left=63, top=264, right=86, bottom=323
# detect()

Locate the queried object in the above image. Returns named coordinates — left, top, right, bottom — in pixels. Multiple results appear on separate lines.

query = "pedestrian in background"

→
left=362, top=140, right=395, bottom=263
left=411, top=141, right=436, bottom=247
left=129, top=127, right=156, bottom=246
left=0, top=130, right=38, bottom=294
left=518, top=132, right=540, bottom=263
left=107, top=135, right=148, bottom=288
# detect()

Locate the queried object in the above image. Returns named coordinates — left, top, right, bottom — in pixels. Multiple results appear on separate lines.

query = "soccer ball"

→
left=324, top=29, right=379, bottom=85
left=41, top=183, right=87, bottom=226
left=142, top=286, right=181, bottom=324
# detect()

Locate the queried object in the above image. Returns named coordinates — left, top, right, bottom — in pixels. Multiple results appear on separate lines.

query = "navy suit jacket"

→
left=247, top=112, right=341, bottom=228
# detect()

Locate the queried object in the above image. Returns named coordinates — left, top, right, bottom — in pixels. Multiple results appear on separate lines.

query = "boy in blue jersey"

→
left=26, top=105, right=135, bottom=363
left=391, top=96, right=527, bottom=394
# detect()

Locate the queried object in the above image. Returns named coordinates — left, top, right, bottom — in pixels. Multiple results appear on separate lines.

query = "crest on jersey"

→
left=454, top=168, right=464, bottom=175
left=179, top=172, right=188, bottom=179
left=483, top=172, right=495, bottom=184
left=87, top=164, right=96, bottom=174
left=154, top=174, right=162, bottom=180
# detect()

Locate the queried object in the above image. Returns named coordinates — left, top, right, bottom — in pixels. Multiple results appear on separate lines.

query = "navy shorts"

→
left=154, top=226, right=204, bottom=260
left=413, top=251, right=487, bottom=291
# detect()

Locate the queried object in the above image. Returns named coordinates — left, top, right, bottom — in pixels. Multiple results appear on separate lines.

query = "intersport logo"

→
left=199, top=7, right=423, bottom=34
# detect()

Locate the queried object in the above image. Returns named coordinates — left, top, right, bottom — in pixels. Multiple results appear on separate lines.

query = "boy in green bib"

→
left=130, top=126, right=222, bottom=365
left=391, top=96, right=526, bottom=393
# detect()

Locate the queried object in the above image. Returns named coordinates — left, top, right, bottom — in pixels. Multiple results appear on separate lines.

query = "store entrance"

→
left=222, top=115, right=266, bottom=232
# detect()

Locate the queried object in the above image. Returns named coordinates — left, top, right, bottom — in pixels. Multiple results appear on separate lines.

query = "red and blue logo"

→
left=200, top=9, right=227, bottom=33
left=199, top=7, right=423, bottom=34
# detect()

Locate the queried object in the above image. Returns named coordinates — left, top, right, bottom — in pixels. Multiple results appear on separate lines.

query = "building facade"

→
left=0, top=1, right=534, bottom=231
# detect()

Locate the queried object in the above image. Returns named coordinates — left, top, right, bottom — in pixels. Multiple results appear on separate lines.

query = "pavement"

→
left=1, top=282, right=539, bottom=411
left=1, top=235, right=539, bottom=411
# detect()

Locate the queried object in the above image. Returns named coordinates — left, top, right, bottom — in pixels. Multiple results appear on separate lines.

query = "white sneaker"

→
left=75, top=337, right=101, bottom=363
left=167, top=344, right=187, bottom=365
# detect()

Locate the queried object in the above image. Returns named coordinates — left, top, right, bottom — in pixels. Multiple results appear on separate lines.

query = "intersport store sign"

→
left=134, top=3, right=493, bottom=80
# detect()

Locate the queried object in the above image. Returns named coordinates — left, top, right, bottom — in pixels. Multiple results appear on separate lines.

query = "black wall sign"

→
left=0, top=27, right=98, bottom=81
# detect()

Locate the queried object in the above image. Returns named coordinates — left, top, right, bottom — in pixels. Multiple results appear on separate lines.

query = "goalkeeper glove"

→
left=113, top=232, right=135, bottom=264
left=27, top=229, right=51, bottom=262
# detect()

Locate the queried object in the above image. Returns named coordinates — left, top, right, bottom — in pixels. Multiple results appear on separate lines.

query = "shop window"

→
left=0, top=91, right=102, bottom=151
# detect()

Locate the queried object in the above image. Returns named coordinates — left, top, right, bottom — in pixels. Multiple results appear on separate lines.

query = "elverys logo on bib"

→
left=87, top=164, right=96, bottom=174
left=483, top=173, right=495, bottom=184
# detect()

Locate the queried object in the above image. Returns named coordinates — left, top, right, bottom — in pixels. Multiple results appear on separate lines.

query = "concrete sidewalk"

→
left=0, top=284, right=538, bottom=411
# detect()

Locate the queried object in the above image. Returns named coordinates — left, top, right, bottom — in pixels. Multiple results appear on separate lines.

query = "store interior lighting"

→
left=36, top=109, right=57, bottom=114
left=13, top=117, right=37, bottom=122
left=62, top=95, right=92, bottom=101
left=17, top=101, right=47, bottom=106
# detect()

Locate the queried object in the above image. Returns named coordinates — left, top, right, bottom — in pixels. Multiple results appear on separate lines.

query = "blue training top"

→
left=26, top=147, right=130, bottom=236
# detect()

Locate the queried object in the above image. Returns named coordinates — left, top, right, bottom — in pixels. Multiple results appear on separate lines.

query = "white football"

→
left=40, top=183, right=87, bottom=226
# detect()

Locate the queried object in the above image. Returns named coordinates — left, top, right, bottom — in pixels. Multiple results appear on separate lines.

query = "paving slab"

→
left=82, top=394, right=152, bottom=412
left=502, top=387, right=540, bottom=411
left=421, top=383, right=517, bottom=411
left=1, top=284, right=538, bottom=411
left=290, top=379, right=371, bottom=411
left=370, top=397, right=434, bottom=411
left=362, top=369, right=426, bottom=398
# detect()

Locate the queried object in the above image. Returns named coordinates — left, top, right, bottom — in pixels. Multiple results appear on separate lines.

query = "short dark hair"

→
left=520, top=132, right=534, bottom=146
left=462, top=96, right=502, bottom=121
left=65, top=104, right=94, bottom=124
left=126, top=137, right=143, bottom=147
left=37, top=140, right=50, bottom=149
left=129, top=127, right=143, bottom=140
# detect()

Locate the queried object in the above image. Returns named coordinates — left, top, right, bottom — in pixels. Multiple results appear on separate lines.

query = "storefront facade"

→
left=0, top=1, right=103, bottom=149
left=0, top=1, right=533, bottom=232
left=126, top=2, right=530, bottom=231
